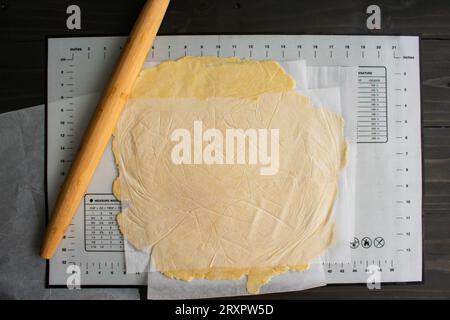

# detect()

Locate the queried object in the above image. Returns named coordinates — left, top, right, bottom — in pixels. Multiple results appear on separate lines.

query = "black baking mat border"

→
left=44, top=34, right=424, bottom=292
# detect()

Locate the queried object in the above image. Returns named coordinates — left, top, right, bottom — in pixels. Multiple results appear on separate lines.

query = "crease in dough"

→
left=113, top=56, right=347, bottom=294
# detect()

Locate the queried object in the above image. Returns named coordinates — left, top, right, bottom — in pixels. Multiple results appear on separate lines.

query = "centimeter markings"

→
left=58, top=51, right=77, bottom=266
left=322, top=259, right=396, bottom=274
left=149, top=41, right=399, bottom=61
left=52, top=36, right=416, bottom=280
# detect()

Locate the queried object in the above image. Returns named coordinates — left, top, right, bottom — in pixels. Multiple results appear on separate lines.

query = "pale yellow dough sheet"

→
left=113, top=57, right=347, bottom=294
left=131, top=56, right=295, bottom=100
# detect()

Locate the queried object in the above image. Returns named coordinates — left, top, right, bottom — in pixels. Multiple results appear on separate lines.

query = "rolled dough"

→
left=113, top=57, right=347, bottom=293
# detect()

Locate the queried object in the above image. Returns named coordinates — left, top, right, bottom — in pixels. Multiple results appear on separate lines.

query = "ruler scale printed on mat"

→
left=47, top=35, right=422, bottom=286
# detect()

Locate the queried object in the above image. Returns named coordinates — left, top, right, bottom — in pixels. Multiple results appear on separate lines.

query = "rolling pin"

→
left=40, top=0, right=170, bottom=259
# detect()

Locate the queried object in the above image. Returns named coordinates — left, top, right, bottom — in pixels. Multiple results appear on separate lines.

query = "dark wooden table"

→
left=0, top=0, right=449, bottom=299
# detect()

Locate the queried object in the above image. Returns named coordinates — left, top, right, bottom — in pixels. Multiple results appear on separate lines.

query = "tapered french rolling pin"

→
left=40, top=0, right=170, bottom=259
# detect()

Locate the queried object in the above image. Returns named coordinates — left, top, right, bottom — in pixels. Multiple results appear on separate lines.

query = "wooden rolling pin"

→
left=40, top=0, right=170, bottom=259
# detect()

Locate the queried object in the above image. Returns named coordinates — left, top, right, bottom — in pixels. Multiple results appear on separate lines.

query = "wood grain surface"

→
left=0, top=0, right=449, bottom=299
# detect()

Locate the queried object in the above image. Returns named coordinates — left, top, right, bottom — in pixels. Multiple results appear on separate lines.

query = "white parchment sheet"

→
left=304, top=66, right=358, bottom=266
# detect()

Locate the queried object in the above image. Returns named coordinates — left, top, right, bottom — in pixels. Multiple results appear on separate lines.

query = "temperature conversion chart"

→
left=46, top=35, right=422, bottom=286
